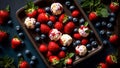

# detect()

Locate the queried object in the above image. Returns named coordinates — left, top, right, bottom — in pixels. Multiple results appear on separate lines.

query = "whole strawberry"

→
left=40, top=24, right=51, bottom=34
left=73, top=33, right=81, bottom=39
left=109, top=2, right=119, bottom=12
left=37, top=13, right=49, bottom=23
left=71, top=10, right=80, bottom=17
left=49, top=56, right=60, bottom=65
left=37, top=8, right=46, bottom=14
left=59, top=14, right=68, bottom=23
left=0, top=5, right=9, bottom=25
left=49, top=15, right=56, bottom=23
left=97, top=62, right=108, bottom=68
left=46, top=51, right=53, bottom=58
left=81, top=39, right=88, bottom=45
left=106, top=54, right=117, bottom=65
left=19, top=61, right=30, bottom=68
left=64, top=22, right=75, bottom=34
left=109, top=34, right=119, bottom=44
left=64, top=58, right=72, bottom=65
left=54, top=21, right=63, bottom=31
left=58, top=51, right=66, bottom=59
left=48, top=41, right=60, bottom=53
left=39, top=44, right=48, bottom=53
left=11, top=37, right=21, bottom=49
left=89, top=12, right=98, bottom=21
left=0, top=30, right=8, bottom=42
left=25, top=1, right=38, bottom=18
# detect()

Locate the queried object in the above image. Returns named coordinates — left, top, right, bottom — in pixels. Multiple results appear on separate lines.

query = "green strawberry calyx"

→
left=63, top=14, right=68, bottom=23
left=111, top=55, right=117, bottom=64
left=112, top=2, right=119, bottom=6
left=51, top=58, right=60, bottom=65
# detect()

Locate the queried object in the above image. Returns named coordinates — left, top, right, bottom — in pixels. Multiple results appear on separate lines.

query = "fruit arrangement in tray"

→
left=16, top=0, right=103, bottom=67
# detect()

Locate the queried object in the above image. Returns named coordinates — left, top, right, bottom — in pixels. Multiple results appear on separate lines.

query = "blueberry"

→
left=30, top=60, right=35, bottom=66
left=65, top=1, right=71, bottom=7
left=35, top=36, right=41, bottom=42
left=25, top=49, right=31, bottom=56
left=103, top=40, right=108, bottom=45
left=91, top=41, right=98, bottom=48
left=47, top=21, right=53, bottom=27
left=107, top=23, right=113, bottom=29
left=7, top=20, right=13, bottom=25
left=68, top=16, right=73, bottom=21
left=16, top=25, right=21, bottom=32
left=109, top=17, right=115, bottom=23
left=106, top=31, right=112, bottom=36
left=69, top=5, right=75, bottom=11
left=86, top=44, right=92, bottom=50
left=79, top=18, right=85, bottom=24
left=72, top=42, right=77, bottom=47
left=99, top=30, right=105, bottom=35
left=35, top=28, right=40, bottom=33
left=45, top=7, right=51, bottom=13
left=73, top=18, right=78, bottom=23
left=73, top=28, right=78, bottom=33
left=75, top=40, right=81, bottom=45
left=35, top=22, right=40, bottom=28
left=17, top=53, right=22, bottom=58
left=40, top=34, right=46, bottom=40
left=95, top=22, right=101, bottom=28
left=18, top=32, right=24, bottom=38
left=101, top=21, right=107, bottom=27
left=21, top=41, right=25, bottom=46
left=61, top=47, right=67, bottom=51
left=31, top=56, right=37, bottom=61
left=109, top=12, right=115, bottom=17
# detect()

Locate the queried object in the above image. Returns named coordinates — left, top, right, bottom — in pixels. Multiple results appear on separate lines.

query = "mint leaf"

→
left=100, top=8, right=109, bottom=18
left=84, top=22, right=88, bottom=26
left=67, top=53, right=75, bottom=58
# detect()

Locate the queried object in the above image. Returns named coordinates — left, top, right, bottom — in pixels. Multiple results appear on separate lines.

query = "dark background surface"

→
left=0, top=0, right=120, bottom=68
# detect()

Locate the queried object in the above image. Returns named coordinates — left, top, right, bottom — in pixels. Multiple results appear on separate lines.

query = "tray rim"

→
left=16, top=0, right=104, bottom=67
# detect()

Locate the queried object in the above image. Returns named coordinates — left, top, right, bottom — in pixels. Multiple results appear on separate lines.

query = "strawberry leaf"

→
left=5, top=5, right=10, bottom=12
left=67, top=53, right=75, bottom=58
left=84, top=22, right=88, bottom=26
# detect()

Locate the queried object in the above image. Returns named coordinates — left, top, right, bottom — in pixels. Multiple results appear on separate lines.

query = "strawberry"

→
left=25, top=2, right=38, bottom=18
left=48, top=41, right=60, bottom=53
left=109, top=34, right=119, bottom=44
left=49, top=15, right=56, bottom=23
left=0, top=6, right=9, bottom=25
left=37, top=13, right=49, bottom=23
left=89, top=12, right=98, bottom=21
left=106, top=54, right=117, bottom=65
left=54, top=21, right=63, bottom=31
left=64, top=22, right=75, bottom=34
left=73, top=33, right=81, bottom=39
left=64, top=58, right=72, bottom=65
left=71, top=10, right=80, bottom=17
left=97, top=62, right=108, bottom=68
left=58, top=51, right=66, bottom=58
left=109, top=2, right=119, bottom=12
left=39, top=44, right=48, bottom=53
left=49, top=56, right=60, bottom=65
left=11, top=37, right=21, bottom=49
left=40, top=24, right=51, bottom=34
left=46, top=51, right=53, bottom=58
left=81, top=39, right=88, bottom=45
left=0, top=30, right=8, bottom=42
left=59, top=14, right=68, bottom=23
left=19, top=61, right=30, bottom=68
left=38, top=8, right=46, bottom=14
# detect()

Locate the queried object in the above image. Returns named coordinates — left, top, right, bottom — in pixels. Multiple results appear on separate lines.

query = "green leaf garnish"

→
left=84, top=22, right=88, bottom=26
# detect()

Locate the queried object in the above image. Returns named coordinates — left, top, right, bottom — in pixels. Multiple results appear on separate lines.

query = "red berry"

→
left=46, top=51, right=53, bottom=58
left=59, top=14, right=68, bottom=23
left=39, top=44, right=48, bottom=53
left=109, top=2, right=119, bottom=12
left=106, top=55, right=117, bottom=65
left=19, top=61, right=30, bottom=68
left=58, top=51, right=66, bottom=58
left=109, top=34, right=119, bottom=44
left=49, top=56, right=60, bottom=65
left=65, top=58, right=72, bottom=65
left=54, top=21, right=63, bottom=31
left=89, top=12, right=97, bottom=21
left=11, top=37, right=21, bottom=49
left=71, top=10, right=80, bottom=17
left=37, top=13, right=49, bottom=23
left=81, top=39, right=88, bottom=45
left=64, top=22, right=75, bottom=34
left=73, top=33, right=81, bottom=39
left=26, top=10, right=37, bottom=18
left=49, top=15, right=56, bottom=23
left=38, top=8, right=46, bottom=14
left=40, top=24, right=51, bottom=34
left=0, top=30, right=8, bottom=42
left=97, top=62, right=108, bottom=68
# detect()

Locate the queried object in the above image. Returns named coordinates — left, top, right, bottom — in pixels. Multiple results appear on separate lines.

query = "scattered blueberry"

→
left=35, top=36, right=41, bottom=42
left=40, top=34, right=46, bottom=40
left=16, top=25, right=21, bottom=32
left=18, top=32, right=24, bottom=38
left=73, top=28, right=78, bottom=33
left=35, top=22, right=40, bottom=28
left=101, top=21, right=107, bottom=27
left=95, top=22, right=101, bottom=28
left=65, top=1, right=71, bottom=7
left=106, top=31, right=112, bottom=36
left=86, top=44, right=92, bottom=50
left=73, top=17, right=78, bottom=23
left=109, top=17, right=115, bottom=22
left=99, top=30, right=105, bottom=35
left=79, top=18, right=85, bottom=24
left=109, top=12, right=115, bottom=17
left=61, top=47, right=67, bottom=51
left=68, top=16, right=73, bottom=21
left=7, top=20, right=13, bottom=25
left=35, top=28, right=40, bottom=33
left=45, top=7, right=51, bottom=13
left=91, top=41, right=98, bottom=48
left=17, top=53, right=22, bottom=58
left=75, top=40, right=81, bottom=45
left=47, top=21, right=53, bottom=27
left=107, top=23, right=113, bottom=29
left=69, top=5, right=75, bottom=11
left=72, top=42, right=77, bottom=47
left=21, top=41, right=25, bottom=46
left=31, top=56, right=37, bottom=61
left=103, top=40, right=108, bottom=45
left=30, top=60, right=35, bottom=66
left=25, top=49, right=31, bottom=56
